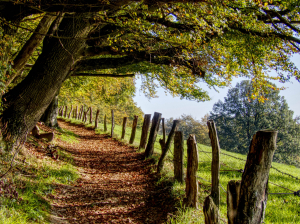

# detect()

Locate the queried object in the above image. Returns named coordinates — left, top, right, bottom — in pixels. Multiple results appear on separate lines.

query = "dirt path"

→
left=51, top=120, right=176, bottom=224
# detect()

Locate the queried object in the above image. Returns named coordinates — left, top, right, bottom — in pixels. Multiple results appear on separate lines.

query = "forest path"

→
left=51, top=120, right=175, bottom=224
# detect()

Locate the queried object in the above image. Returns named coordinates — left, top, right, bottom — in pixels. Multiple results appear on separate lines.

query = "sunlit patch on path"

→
left=51, top=120, right=175, bottom=224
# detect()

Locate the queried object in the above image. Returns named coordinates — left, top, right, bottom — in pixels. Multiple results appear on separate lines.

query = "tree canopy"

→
left=0, top=0, right=300, bottom=143
left=210, top=80, right=300, bottom=166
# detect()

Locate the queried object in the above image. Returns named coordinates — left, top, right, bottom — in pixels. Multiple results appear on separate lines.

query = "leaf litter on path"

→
left=51, top=121, right=176, bottom=224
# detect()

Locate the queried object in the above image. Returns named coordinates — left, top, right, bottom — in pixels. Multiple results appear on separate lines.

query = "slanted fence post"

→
left=94, top=109, right=100, bottom=129
left=139, top=114, right=151, bottom=149
left=144, top=112, right=162, bottom=158
left=174, top=131, right=184, bottom=183
left=121, top=117, right=128, bottom=139
left=235, top=130, right=277, bottom=224
left=185, top=134, right=199, bottom=208
left=104, top=114, right=107, bottom=132
left=161, top=118, right=166, bottom=143
left=157, top=120, right=180, bottom=173
left=111, top=110, right=114, bottom=137
left=207, top=120, right=220, bottom=207
left=129, top=115, right=139, bottom=144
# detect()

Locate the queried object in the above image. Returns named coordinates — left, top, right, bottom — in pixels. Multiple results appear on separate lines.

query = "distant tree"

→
left=210, top=80, right=300, bottom=166
left=164, top=114, right=211, bottom=146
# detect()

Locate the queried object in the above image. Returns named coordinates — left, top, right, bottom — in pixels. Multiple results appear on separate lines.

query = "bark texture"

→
left=185, top=134, right=199, bottom=208
left=157, top=120, right=180, bottom=173
left=227, top=180, right=241, bottom=224
left=203, top=196, right=220, bottom=224
left=129, top=115, right=138, bottom=144
left=207, top=120, right=220, bottom=207
left=139, top=114, right=151, bottom=149
left=40, top=90, right=59, bottom=128
left=111, top=110, right=114, bottom=138
left=1, top=13, right=93, bottom=144
left=236, top=130, right=277, bottom=224
left=174, top=131, right=184, bottom=183
left=144, top=112, right=162, bottom=158
left=121, top=117, right=128, bottom=139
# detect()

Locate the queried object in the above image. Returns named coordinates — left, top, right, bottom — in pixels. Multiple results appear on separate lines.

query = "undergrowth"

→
left=0, top=126, right=79, bottom=223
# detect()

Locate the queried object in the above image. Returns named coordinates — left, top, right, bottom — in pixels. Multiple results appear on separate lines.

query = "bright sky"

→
left=133, top=55, right=300, bottom=120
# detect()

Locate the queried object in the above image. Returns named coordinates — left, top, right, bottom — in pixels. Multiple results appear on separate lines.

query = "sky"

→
left=133, top=55, right=300, bottom=120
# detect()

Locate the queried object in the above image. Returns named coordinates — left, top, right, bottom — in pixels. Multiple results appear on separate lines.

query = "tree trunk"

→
left=78, top=106, right=83, bottom=119
left=64, top=106, right=68, bottom=118
left=207, top=120, right=220, bottom=207
left=94, top=109, right=100, bottom=129
left=40, top=90, right=60, bottom=128
left=157, top=120, right=180, bottom=173
left=139, top=114, right=151, bottom=150
left=236, top=130, right=277, bottom=224
left=185, top=134, right=199, bottom=208
left=1, top=13, right=93, bottom=144
left=121, top=117, right=128, bottom=139
left=5, top=13, right=58, bottom=87
left=75, top=105, right=78, bottom=119
left=129, top=115, right=139, bottom=144
left=174, top=131, right=184, bottom=183
left=144, top=112, right=162, bottom=158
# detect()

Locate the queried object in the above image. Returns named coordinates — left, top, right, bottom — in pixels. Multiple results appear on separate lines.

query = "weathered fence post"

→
left=94, top=109, right=100, bottom=129
left=227, top=180, right=241, bottom=224
left=89, top=107, right=92, bottom=124
left=121, top=117, right=128, bottom=139
left=129, top=115, right=139, bottom=144
left=174, top=131, right=184, bottom=183
left=111, top=110, right=114, bottom=137
left=157, top=120, right=180, bottom=173
left=144, top=112, right=162, bottom=158
left=235, top=130, right=278, bottom=224
left=104, top=114, right=107, bottom=132
left=207, top=120, right=220, bottom=207
left=68, top=105, right=73, bottom=118
left=64, top=106, right=68, bottom=118
left=185, top=134, right=198, bottom=208
left=161, top=118, right=166, bottom=143
left=203, top=196, right=220, bottom=224
left=139, top=114, right=151, bottom=149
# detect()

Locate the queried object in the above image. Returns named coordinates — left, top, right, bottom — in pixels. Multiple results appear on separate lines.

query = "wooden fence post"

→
left=162, top=118, right=166, bottom=143
left=129, top=115, right=139, bottom=144
left=235, top=130, right=277, bottom=224
left=139, top=114, right=151, bottom=149
left=185, top=134, right=199, bottom=208
left=174, top=131, right=184, bottom=183
left=121, top=117, right=128, bottom=139
left=104, top=114, right=107, bottom=132
left=227, top=180, right=241, bottom=224
left=144, top=112, right=162, bottom=158
left=157, top=120, right=180, bottom=173
left=207, top=120, right=220, bottom=208
left=111, top=110, right=114, bottom=137
left=203, top=196, right=220, bottom=224
left=68, top=105, right=73, bottom=118
left=89, top=107, right=92, bottom=124
left=94, top=109, right=100, bottom=129
left=64, top=106, right=68, bottom=118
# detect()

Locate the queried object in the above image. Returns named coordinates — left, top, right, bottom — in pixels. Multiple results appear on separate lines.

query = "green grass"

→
left=0, top=129, right=80, bottom=223
left=60, top=117, right=300, bottom=223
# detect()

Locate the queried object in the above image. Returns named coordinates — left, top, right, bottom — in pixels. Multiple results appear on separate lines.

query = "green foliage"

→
left=210, top=80, right=300, bottom=166
left=164, top=114, right=211, bottom=146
